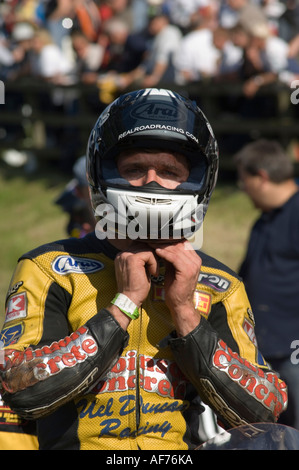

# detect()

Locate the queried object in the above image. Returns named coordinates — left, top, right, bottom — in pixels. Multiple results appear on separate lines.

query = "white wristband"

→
left=111, top=293, right=139, bottom=320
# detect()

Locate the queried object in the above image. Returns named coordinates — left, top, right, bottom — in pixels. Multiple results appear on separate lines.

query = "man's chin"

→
left=146, top=238, right=186, bottom=248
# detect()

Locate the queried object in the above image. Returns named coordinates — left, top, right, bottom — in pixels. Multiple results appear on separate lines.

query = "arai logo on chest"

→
left=52, top=255, right=104, bottom=275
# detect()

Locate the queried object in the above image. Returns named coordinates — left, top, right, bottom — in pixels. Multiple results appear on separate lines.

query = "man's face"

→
left=228, top=0, right=245, bottom=11
left=238, top=168, right=266, bottom=209
left=117, top=150, right=190, bottom=189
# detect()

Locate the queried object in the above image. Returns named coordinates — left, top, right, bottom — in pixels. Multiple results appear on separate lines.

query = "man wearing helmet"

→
left=0, top=89, right=287, bottom=450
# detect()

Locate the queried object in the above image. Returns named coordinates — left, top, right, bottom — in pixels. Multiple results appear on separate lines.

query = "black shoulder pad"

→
left=198, top=251, right=241, bottom=281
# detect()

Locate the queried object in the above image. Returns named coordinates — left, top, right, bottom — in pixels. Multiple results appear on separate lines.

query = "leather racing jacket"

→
left=0, top=233, right=287, bottom=450
left=0, top=393, right=38, bottom=450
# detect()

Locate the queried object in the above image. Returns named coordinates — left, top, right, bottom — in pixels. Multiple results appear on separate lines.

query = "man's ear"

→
left=257, top=168, right=270, bottom=183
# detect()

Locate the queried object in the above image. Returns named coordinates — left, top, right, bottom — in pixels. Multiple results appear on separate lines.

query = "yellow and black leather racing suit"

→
left=0, top=233, right=287, bottom=450
left=0, top=394, right=38, bottom=450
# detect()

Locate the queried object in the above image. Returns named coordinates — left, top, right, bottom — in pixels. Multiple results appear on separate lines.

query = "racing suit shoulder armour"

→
left=198, top=250, right=241, bottom=281
left=18, top=236, right=92, bottom=262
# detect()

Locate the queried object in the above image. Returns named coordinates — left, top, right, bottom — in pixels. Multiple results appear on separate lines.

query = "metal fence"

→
left=0, top=78, right=298, bottom=173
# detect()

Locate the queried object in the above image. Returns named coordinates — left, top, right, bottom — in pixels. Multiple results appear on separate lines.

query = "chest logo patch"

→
left=5, top=292, right=27, bottom=324
left=52, top=256, right=104, bottom=275
left=0, top=323, right=24, bottom=347
left=198, top=272, right=231, bottom=292
left=243, top=318, right=258, bottom=347
left=193, top=290, right=212, bottom=317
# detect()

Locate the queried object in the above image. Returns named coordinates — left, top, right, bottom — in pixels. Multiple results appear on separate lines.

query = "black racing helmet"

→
left=86, top=88, right=219, bottom=240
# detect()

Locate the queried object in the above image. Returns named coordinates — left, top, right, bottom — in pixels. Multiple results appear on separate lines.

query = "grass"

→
left=202, top=183, right=258, bottom=270
left=0, top=162, right=259, bottom=327
left=0, top=162, right=68, bottom=324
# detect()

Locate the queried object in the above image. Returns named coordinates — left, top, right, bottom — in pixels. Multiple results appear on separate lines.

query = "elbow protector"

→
left=169, top=318, right=288, bottom=429
left=0, top=309, right=129, bottom=420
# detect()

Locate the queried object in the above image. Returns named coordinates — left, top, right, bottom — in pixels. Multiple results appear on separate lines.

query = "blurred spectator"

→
left=29, top=26, right=80, bottom=172
left=43, top=0, right=101, bottom=50
left=278, top=0, right=299, bottom=42
left=230, top=21, right=297, bottom=97
left=173, top=7, right=217, bottom=84
left=229, top=22, right=250, bottom=61
left=72, top=15, right=150, bottom=101
left=235, top=139, right=299, bottom=430
left=220, top=0, right=268, bottom=33
left=30, top=27, right=73, bottom=83
left=0, top=21, right=36, bottom=143
left=42, top=0, right=76, bottom=49
left=71, top=29, right=104, bottom=83
left=13, top=0, right=43, bottom=25
left=174, top=7, right=242, bottom=84
left=117, top=4, right=182, bottom=89
left=130, top=0, right=150, bottom=33
left=240, top=23, right=289, bottom=98
left=98, top=0, right=135, bottom=31
left=212, top=26, right=243, bottom=77
left=288, top=33, right=299, bottom=61
left=0, top=33, right=15, bottom=77
left=102, top=17, right=150, bottom=73
left=91, top=15, right=152, bottom=103
left=5, top=21, right=36, bottom=80
left=74, top=0, right=102, bottom=42
left=261, top=0, right=286, bottom=35
left=55, top=155, right=96, bottom=238
left=277, top=32, right=299, bottom=87
left=220, top=0, right=286, bottom=34
left=163, top=0, right=211, bottom=33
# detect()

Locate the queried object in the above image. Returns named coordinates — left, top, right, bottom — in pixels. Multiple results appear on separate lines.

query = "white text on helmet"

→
left=118, top=124, right=185, bottom=141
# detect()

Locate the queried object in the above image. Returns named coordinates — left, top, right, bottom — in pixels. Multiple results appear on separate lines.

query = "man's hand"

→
left=109, top=244, right=159, bottom=329
left=114, top=244, right=160, bottom=307
left=155, top=241, right=202, bottom=336
left=109, top=241, right=201, bottom=335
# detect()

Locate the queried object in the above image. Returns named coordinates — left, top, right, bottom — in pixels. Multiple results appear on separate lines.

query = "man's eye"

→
left=161, top=170, right=179, bottom=178
left=122, top=168, right=143, bottom=178
left=127, top=168, right=142, bottom=174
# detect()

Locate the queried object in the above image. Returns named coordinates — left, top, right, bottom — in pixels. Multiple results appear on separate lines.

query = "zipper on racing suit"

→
left=135, top=305, right=143, bottom=434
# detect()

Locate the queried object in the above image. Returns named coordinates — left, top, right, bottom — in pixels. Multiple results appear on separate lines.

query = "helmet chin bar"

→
left=94, top=186, right=205, bottom=245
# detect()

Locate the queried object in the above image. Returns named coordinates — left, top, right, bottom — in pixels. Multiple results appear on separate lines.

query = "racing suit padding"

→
left=1, top=309, right=129, bottom=419
left=170, top=318, right=287, bottom=429
left=0, top=233, right=288, bottom=449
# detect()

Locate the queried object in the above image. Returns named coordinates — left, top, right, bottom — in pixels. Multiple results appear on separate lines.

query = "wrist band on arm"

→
left=111, top=293, right=139, bottom=320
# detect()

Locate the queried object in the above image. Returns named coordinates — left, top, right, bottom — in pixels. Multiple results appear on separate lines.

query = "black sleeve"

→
left=169, top=318, right=288, bottom=429
left=0, top=309, right=129, bottom=419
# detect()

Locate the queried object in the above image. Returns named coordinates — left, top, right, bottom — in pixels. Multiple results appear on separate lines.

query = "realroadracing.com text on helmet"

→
left=86, top=88, right=219, bottom=244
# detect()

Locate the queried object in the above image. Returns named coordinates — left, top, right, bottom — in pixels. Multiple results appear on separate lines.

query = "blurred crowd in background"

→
left=1, top=0, right=299, bottom=175
left=0, top=0, right=299, bottom=93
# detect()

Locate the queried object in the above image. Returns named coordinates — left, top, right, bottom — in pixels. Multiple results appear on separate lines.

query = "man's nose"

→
left=143, top=169, right=160, bottom=185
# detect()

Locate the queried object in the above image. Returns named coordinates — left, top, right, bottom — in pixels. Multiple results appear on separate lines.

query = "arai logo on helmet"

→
left=52, top=256, right=104, bottom=275
left=131, top=102, right=185, bottom=122
left=131, top=88, right=187, bottom=121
